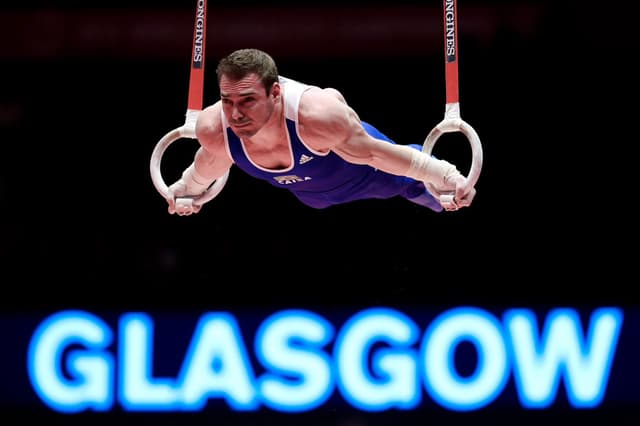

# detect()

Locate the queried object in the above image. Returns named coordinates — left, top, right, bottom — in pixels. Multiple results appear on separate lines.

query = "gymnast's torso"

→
left=222, top=76, right=407, bottom=208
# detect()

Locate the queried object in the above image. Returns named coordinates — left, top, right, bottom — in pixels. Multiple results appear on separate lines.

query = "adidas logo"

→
left=299, top=154, right=314, bottom=165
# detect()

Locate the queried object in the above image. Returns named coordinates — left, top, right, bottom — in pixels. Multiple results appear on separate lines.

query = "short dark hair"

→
left=216, top=48, right=279, bottom=95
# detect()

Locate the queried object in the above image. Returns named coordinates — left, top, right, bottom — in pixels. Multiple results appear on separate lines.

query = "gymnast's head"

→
left=216, top=48, right=279, bottom=96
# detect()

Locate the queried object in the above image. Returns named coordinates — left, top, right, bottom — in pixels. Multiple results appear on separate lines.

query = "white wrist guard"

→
left=181, top=163, right=214, bottom=195
left=406, top=149, right=459, bottom=187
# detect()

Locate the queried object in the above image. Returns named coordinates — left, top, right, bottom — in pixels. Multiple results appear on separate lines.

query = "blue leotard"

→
left=222, top=76, right=442, bottom=212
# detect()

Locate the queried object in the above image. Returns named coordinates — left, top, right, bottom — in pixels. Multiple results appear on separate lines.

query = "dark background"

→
left=0, top=0, right=637, bottom=424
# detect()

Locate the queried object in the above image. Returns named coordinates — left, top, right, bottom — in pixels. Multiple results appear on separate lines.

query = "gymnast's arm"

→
left=166, top=102, right=233, bottom=215
left=299, top=88, right=475, bottom=206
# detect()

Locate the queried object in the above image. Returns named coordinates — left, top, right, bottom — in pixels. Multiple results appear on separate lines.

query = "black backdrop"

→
left=0, top=1, right=637, bottom=425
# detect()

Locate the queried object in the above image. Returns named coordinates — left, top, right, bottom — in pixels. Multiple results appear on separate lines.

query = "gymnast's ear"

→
left=270, top=81, right=281, bottom=99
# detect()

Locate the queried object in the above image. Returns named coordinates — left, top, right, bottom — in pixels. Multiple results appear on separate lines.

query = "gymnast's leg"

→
left=360, top=121, right=443, bottom=212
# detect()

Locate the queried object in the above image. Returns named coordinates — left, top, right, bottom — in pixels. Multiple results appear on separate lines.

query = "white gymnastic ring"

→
left=150, top=126, right=229, bottom=206
left=422, top=117, right=483, bottom=193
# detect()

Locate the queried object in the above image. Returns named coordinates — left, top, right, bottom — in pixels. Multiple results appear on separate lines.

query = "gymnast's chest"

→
left=243, top=138, right=292, bottom=170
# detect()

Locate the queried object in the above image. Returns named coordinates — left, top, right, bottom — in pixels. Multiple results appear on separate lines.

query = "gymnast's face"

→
left=219, top=73, right=279, bottom=138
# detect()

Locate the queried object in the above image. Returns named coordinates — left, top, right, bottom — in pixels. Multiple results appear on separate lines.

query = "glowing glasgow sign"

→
left=26, top=307, right=622, bottom=413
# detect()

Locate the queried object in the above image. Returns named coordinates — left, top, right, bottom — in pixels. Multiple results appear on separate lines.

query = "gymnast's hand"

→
left=446, top=173, right=476, bottom=210
left=426, top=171, right=475, bottom=211
left=167, top=179, right=202, bottom=216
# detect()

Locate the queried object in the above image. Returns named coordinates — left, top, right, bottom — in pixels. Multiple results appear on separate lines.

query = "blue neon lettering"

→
left=27, top=310, right=114, bottom=412
left=256, top=309, right=334, bottom=411
left=506, top=307, right=623, bottom=408
left=26, top=307, right=623, bottom=413
left=422, top=307, right=509, bottom=411
left=336, top=308, right=420, bottom=410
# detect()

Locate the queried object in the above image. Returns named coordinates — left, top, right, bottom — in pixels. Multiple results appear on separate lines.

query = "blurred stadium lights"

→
left=0, top=4, right=543, bottom=60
